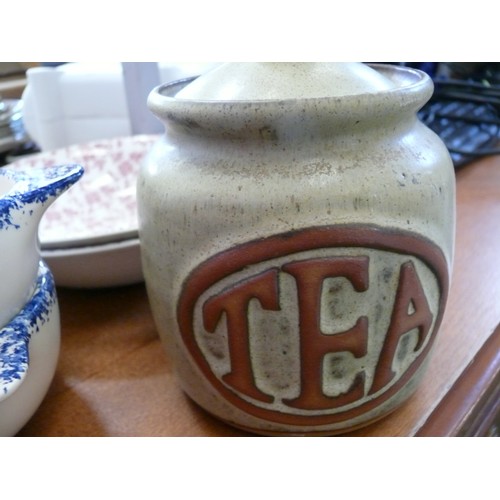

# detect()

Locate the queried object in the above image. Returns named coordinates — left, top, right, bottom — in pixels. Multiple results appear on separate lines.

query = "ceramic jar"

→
left=138, top=63, right=455, bottom=435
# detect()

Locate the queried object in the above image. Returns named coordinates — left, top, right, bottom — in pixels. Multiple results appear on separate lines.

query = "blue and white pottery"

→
left=0, top=164, right=83, bottom=327
left=0, top=261, right=59, bottom=435
left=0, top=163, right=83, bottom=436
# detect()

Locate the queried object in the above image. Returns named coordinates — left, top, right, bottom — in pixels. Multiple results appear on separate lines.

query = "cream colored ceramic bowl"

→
left=41, top=237, right=143, bottom=288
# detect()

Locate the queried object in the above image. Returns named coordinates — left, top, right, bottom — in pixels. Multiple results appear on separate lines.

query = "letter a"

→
left=369, top=260, right=433, bottom=395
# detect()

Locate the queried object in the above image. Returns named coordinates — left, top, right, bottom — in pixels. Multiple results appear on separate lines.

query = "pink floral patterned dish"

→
left=8, top=134, right=159, bottom=249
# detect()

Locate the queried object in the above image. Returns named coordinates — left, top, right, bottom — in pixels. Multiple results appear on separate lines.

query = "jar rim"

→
left=147, top=64, right=433, bottom=139
left=152, top=64, right=430, bottom=104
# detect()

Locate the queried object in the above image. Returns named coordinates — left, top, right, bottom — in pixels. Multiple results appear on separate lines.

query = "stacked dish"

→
left=7, top=134, right=160, bottom=288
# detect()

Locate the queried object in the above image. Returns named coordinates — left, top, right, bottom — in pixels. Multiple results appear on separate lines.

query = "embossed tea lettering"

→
left=178, top=226, right=448, bottom=430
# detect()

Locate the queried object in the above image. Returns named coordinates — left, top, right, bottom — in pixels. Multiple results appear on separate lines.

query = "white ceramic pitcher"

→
left=0, top=164, right=83, bottom=327
left=0, top=163, right=83, bottom=435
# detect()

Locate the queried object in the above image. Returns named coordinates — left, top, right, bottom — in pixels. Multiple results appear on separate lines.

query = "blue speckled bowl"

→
left=0, top=260, right=60, bottom=436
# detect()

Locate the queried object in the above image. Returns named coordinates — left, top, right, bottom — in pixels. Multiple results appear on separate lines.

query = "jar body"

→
left=138, top=69, right=455, bottom=435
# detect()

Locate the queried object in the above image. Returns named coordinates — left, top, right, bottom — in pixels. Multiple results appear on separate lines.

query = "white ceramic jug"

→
left=0, top=164, right=83, bottom=326
left=0, top=163, right=83, bottom=436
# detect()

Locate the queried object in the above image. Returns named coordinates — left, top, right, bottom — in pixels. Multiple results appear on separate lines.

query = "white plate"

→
left=8, top=134, right=160, bottom=249
left=41, top=238, right=143, bottom=288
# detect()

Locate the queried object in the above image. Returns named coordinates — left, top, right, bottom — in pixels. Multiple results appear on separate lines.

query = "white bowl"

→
left=0, top=261, right=60, bottom=436
left=41, top=238, right=143, bottom=288
left=7, top=135, right=156, bottom=288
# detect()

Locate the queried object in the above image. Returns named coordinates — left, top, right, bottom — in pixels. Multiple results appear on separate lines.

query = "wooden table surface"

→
left=18, top=155, right=500, bottom=437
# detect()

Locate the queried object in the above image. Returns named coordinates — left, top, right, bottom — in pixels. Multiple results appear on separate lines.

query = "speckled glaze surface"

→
left=0, top=164, right=83, bottom=327
left=138, top=63, right=456, bottom=435
left=0, top=261, right=60, bottom=436
left=0, top=163, right=83, bottom=435
left=8, top=135, right=156, bottom=249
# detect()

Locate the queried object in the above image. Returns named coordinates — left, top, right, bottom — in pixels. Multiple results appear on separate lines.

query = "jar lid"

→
left=175, top=62, right=396, bottom=101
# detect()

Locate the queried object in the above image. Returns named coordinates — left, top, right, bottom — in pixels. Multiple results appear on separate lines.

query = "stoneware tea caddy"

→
left=0, top=163, right=83, bottom=436
left=138, top=63, right=456, bottom=435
